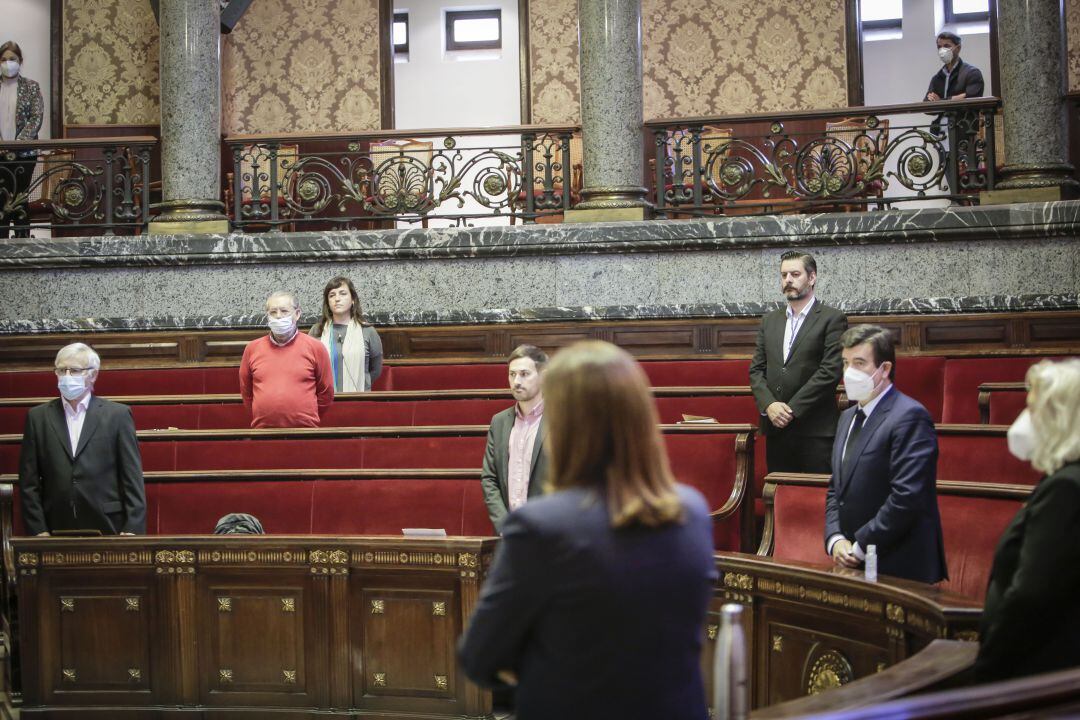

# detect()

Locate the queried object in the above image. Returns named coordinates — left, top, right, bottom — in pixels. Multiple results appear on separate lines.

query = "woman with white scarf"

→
left=309, top=276, right=383, bottom=392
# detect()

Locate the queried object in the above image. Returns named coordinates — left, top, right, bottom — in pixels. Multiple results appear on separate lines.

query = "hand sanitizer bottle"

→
left=865, top=544, right=878, bottom=582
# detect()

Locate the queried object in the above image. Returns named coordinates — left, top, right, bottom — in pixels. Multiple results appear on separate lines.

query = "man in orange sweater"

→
left=240, top=291, right=334, bottom=428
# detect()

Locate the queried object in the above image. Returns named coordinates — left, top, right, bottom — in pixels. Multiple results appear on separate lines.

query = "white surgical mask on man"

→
left=843, top=365, right=881, bottom=403
left=268, top=314, right=296, bottom=336
left=937, top=47, right=954, bottom=66
left=57, top=374, right=88, bottom=401
left=1006, top=409, right=1037, bottom=462
left=0, top=60, right=19, bottom=78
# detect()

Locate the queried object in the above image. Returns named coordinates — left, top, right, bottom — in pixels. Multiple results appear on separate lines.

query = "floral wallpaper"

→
left=528, top=0, right=581, bottom=125
left=63, top=0, right=160, bottom=125
left=1067, top=0, right=1080, bottom=91
left=221, top=0, right=383, bottom=134
left=527, top=0, right=849, bottom=124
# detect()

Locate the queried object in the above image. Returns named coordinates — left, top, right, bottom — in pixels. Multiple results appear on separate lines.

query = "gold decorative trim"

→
left=432, top=601, right=446, bottom=617
left=806, top=651, right=853, bottom=695
left=772, top=634, right=784, bottom=652
left=755, top=577, right=883, bottom=616
left=282, top=597, right=296, bottom=613
left=723, top=572, right=753, bottom=591
left=62, top=668, right=77, bottom=683
left=218, top=597, right=232, bottom=613
left=283, top=669, right=297, bottom=684
left=885, top=603, right=906, bottom=624
left=202, top=549, right=307, bottom=565
left=220, top=669, right=234, bottom=684
left=953, top=629, right=979, bottom=642
left=125, top=597, right=141, bottom=612
left=876, top=662, right=886, bottom=673
left=457, top=552, right=479, bottom=568
left=371, top=599, right=385, bottom=615
left=155, top=549, right=196, bottom=575
left=706, top=624, right=718, bottom=641
left=128, top=667, right=142, bottom=681
left=434, top=674, right=448, bottom=690
left=17, top=552, right=38, bottom=567
left=357, top=549, right=459, bottom=569
left=372, top=672, right=386, bottom=687
left=60, top=597, right=75, bottom=612
left=43, top=550, right=153, bottom=567
left=309, top=548, right=350, bottom=576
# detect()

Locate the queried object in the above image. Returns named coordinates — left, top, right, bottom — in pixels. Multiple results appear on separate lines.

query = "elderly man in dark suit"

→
left=825, top=325, right=947, bottom=584
left=480, top=344, right=548, bottom=533
left=19, top=342, right=145, bottom=536
left=750, top=250, right=848, bottom=473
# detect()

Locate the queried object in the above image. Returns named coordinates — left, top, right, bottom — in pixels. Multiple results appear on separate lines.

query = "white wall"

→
left=861, top=0, right=993, bottom=207
left=393, top=0, right=520, bottom=129
left=4, top=0, right=53, bottom=138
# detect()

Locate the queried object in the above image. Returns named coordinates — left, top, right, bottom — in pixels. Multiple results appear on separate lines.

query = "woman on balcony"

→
left=458, top=340, right=717, bottom=720
left=975, top=358, right=1080, bottom=682
left=0, top=40, right=44, bottom=239
left=309, top=276, right=383, bottom=392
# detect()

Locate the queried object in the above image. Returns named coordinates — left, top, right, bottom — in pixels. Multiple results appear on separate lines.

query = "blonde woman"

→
left=975, top=359, right=1080, bottom=682
left=459, top=341, right=716, bottom=720
left=309, top=276, right=383, bottom=392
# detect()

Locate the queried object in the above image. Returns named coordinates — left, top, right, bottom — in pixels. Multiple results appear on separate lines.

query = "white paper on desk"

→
left=402, top=528, right=448, bottom=537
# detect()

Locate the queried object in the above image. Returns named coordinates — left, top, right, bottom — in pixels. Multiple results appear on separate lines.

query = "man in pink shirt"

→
left=480, top=345, right=548, bottom=533
left=240, top=291, right=334, bottom=428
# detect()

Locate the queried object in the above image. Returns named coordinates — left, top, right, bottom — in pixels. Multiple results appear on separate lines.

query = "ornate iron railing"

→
left=223, top=124, right=581, bottom=231
left=0, top=136, right=156, bottom=237
left=646, top=98, right=1000, bottom=217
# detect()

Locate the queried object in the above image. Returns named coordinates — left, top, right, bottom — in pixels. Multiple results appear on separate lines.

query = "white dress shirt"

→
left=828, top=383, right=894, bottom=559
left=63, top=393, right=92, bottom=454
left=783, top=296, right=815, bottom=363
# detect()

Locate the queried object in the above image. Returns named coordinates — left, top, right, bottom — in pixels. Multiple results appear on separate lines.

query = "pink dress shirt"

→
left=507, top=400, right=544, bottom=511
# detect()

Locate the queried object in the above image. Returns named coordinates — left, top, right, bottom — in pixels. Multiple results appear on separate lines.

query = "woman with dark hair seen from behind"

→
left=309, top=276, right=383, bottom=392
left=458, top=340, right=717, bottom=720
left=0, top=40, right=44, bottom=239
left=975, top=359, right=1080, bottom=682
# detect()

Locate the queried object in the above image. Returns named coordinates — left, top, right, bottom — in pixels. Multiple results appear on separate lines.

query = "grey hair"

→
left=1027, top=359, right=1080, bottom=476
left=265, top=291, right=299, bottom=310
left=54, top=342, right=101, bottom=372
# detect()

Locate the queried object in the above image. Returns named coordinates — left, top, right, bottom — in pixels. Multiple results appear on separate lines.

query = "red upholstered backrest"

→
left=320, top=401, right=417, bottom=427
left=0, top=446, right=20, bottom=474
left=461, top=480, right=496, bottom=536
left=0, top=367, right=243, bottom=399
left=894, top=356, right=946, bottom=423
left=664, top=432, right=745, bottom=552
left=639, top=360, right=751, bottom=387
left=653, top=395, right=758, bottom=425
left=770, top=483, right=829, bottom=565
left=154, top=480, right=315, bottom=534
left=937, top=432, right=1041, bottom=485
left=942, top=356, right=1064, bottom=424
left=937, top=492, right=1022, bottom=601
left=385, top=364, right=507, bottom=390
left=311, top=478, right=471, bottom=535
left=410, top=399, right=512, bottom=426
left=0, top=371, right=65, bottom=397
left=0, top=407, right=28, bottom=434
left=988, top=391, right=1027, bottom=425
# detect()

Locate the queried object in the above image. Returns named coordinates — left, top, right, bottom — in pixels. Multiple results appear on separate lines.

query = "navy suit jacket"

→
left=458, top=484, right=717, bottom=720
left=824, top=387, right=947, bottom=584
left=19, top=396, right=146, bottom=535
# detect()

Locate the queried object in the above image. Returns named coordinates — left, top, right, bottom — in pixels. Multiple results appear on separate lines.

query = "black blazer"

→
left=824, top=387, right=947, bottom=584
left=459, top=484, right=717, bottom=720
left=926, top=59, right=985, bottom=100
left=480, top=406, right=547, bottom=532
left=975, top=462, right=1080, bottom=683
left=749, top=300, right=847, bottom=437
left=19, top=396, right=146, bottom=535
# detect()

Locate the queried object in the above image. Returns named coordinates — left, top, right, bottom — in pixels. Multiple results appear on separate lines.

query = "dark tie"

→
left=842, top=408, right=866, bottom=476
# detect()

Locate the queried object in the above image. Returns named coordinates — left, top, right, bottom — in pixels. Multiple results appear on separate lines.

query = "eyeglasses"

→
left=54, top=367, right=92, bottom=377
left=266, top=308, right=296, bottom=318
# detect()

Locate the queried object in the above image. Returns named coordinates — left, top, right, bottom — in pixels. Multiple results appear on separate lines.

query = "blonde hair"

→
left=1027, top=359, right=1080, bottom=476
left=543, top=341, right=683, bottom=528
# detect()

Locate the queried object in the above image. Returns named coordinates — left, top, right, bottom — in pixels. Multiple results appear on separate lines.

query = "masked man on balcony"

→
left=925, top=31, right=984, bottom=103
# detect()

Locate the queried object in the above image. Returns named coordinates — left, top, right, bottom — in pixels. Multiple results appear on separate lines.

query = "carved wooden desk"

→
left=712, top=553, right=983, bottom=710
left=12, top=535, right=497, bottom=719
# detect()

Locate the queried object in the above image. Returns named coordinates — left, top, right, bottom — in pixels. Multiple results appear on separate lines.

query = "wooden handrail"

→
left=0, top=136, right=157, bottom=150
left=224, top=123, right=581, bottom=145
left=646, top=97, right=1001, bottom=129
left=977, top=382, right=1027, bottom=423
left=0, top=468, right=482, bottom=483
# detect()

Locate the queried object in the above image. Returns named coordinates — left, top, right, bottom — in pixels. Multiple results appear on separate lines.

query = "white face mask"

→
left=1006, top=409, right=1037, bottom=462
left=268, top=314, right=297, bottom=336
left=938, top=47, right=954, bottom=65
left=844, top=365, right=882, bottom=403
left=0, top=60, right=19, bottom=78
left=57, top=374, right=89, bottom=401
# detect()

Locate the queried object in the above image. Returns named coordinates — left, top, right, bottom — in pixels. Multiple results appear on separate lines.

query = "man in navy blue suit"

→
left=824, top=325, right=947, bottom=584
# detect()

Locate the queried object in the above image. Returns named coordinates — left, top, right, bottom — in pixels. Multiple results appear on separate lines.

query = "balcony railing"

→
left=0, top=136, right=156, bottom=237
left=222, top=124, right=581, bottom=231
left=646, top=97, right=1000, bottom=217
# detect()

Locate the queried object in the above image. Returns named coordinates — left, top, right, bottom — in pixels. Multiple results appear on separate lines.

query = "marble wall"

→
left=1, top=202, right=1077, bottom=333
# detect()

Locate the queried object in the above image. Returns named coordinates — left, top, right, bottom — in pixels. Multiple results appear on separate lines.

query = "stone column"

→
left=568, top=0, right=649, bottom=221
left=149, top=0, right=229, bottom=234
left=994, top=0, right=1077, bottom=196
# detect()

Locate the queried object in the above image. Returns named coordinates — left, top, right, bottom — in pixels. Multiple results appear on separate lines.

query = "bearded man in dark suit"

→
left=19, top=343, right=145, bottom=536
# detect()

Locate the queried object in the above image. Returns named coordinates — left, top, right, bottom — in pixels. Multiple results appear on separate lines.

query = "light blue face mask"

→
left=57, top=374, right=88, bottom=401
